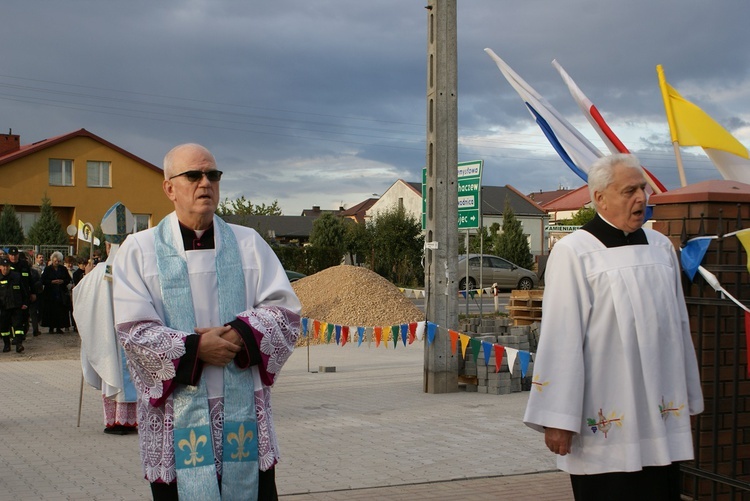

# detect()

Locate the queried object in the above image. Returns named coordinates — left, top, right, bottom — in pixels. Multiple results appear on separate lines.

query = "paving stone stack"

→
left=459, top=316, right=535, bottom=395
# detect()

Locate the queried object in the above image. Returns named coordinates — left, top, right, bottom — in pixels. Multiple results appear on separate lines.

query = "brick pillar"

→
left=651, top=180, right=750, bottom=500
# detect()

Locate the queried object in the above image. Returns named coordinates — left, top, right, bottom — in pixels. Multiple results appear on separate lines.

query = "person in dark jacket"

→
left=0, top=257, right=29, bottom=353
left=7, top=247, right=36, bottom=335
left=40, top=251, right=71, bottom=333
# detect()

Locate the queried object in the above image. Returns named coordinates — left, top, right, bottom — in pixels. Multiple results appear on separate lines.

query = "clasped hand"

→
left=195, top=326, right=243, bottom=366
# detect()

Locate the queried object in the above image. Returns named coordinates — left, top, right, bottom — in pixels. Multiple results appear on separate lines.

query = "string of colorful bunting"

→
left=299, top=318, right=535, bottom=378
left=399, top=287, right=496, bottom=299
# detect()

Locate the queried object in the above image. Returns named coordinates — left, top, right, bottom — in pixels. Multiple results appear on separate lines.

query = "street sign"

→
left=457, top=160, right=482, bottom=230
left=422, top=160, right=484, bottom=230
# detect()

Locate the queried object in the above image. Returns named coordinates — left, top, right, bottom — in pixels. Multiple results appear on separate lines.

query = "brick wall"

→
left=652, top=182, right=750, bottom=499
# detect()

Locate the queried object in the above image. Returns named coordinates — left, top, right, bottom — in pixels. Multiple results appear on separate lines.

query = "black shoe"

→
left=15, top=344, right=24, bottom=353
left=104, top=425, right=131, bottom=435
left=2, top=343, right=10, bottom=353
left=48, top=329, right=54, bottom=334
left=55, top=328, right=63, bottom=334
left=33, top=331, right=40, bottom=337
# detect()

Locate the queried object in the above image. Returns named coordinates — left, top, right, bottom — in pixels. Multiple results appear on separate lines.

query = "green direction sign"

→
left=457, top=160, right=482, bottom=230
left=422, top=160, right=483, bottom=230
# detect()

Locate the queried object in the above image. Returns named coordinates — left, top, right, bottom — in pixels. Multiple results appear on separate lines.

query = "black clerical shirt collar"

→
left=179, top=222, right=215, bottom=251
left=582, top=213, right=648, bottom=248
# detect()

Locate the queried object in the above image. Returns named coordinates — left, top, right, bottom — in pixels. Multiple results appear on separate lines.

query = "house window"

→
left=87, top=161, right=111, bottom=187
left=133, top=214, right=150, bottom=232
left=49, top=159, right=73, bottom=186
left=17, top=212, right=41, bottom=236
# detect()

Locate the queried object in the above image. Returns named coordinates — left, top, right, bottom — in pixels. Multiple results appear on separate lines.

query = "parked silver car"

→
left=457, top=254, right=538, bottom=291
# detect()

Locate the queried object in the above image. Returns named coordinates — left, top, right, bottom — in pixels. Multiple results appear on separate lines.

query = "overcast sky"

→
left=2, top=1, right=748, bottom=215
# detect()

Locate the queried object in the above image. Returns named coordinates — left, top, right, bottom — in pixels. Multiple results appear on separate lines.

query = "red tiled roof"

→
left=542, top=185, right=590, bottom=211
left=527, top=188, right=574, bottom=205
left=0, top=128, right=161, bottom=173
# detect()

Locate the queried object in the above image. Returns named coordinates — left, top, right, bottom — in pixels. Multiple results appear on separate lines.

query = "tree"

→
left=26, top=196, right=68, bottom=246
left=569, top=206, right=596, bottom=226
left=216, top=196, right=282, bottom=216
left=495, top=199, right=534, bottom=269
left=343, top=220, right=372, bottom=266
left=309, top=213, right=347, bottom=268
left=0, top=204, right=25, bottom=244
left=370, top=205, right=424, bottom=286
left=310, top=213, right=347, bottom=251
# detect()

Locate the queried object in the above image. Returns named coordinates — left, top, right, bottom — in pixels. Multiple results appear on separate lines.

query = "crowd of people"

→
left=0, top=245, right=98, bottom=353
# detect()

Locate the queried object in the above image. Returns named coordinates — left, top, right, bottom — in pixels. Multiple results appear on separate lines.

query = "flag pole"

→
left=76, top=223, right=94, bottom=428
left=657, top=65, right=688, bottom=187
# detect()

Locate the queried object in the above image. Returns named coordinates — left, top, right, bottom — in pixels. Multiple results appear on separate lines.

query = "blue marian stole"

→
left=155, top=215, right=259, bottom=500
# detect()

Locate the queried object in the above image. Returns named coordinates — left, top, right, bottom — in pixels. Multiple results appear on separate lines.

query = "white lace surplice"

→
left=113, top=214, right=301, bottom=483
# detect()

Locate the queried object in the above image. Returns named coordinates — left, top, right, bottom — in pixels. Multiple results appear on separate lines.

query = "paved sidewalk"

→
left=0, top=342, right=573, bottom=500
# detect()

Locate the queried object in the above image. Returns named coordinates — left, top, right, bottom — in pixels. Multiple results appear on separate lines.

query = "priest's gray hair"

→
left=50, top=251, right=64, bottom=262
left=163, top=143, right=215, bottom=179
left=588, top=153, right=644, bottom=209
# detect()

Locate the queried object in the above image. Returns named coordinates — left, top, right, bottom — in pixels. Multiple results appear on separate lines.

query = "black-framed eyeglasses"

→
left=168, top=170, right=223, bottom=182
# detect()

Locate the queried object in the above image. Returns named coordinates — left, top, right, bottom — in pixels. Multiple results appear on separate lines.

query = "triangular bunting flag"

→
left=408, top=322, right=417, bottom=344
left=519, top=351, right=531, bottom=377
left=313, top=320, right=321, bottom=339
left=427, top=322, right=437, bottom=345
left=341, top=326, right=349, bottom=347
left=481, top=341, right=493, bottom=366
left=506, top=347, right=519, bottom=375
left=392, top=325, right=399, bottom=348
left=416, top=321, right=426, bottom=342
left=449, top=330, right=459, bottom=354
left=681, top=236, right=715, bottom=281
left=325, top=323, right=333, bottom=344
left=494, top=345, right=505, bottom=373
left=736, top=229, right=750, bottom=273
left=301, top=317, right=309, bottom=337
left=374, top=326, right=382, bottom=347
left=459, top=333, right=470, bottom=359
left=469, top=338, right=481, bottom=364
left=335, top=324, right=342, bottom=345
left=357, top=326, right=365, bottom=347
left=400, top=324, right=408, bottom=346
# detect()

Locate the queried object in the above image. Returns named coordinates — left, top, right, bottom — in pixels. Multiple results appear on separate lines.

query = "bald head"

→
left=163, top=143, right=216, bottom=179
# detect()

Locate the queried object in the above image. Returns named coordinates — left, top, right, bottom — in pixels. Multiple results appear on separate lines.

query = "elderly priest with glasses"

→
left=113, top=143, right=301, bottom=501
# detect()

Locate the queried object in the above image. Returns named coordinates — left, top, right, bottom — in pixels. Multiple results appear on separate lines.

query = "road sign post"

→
left=457, top=160, right=482, bottom=230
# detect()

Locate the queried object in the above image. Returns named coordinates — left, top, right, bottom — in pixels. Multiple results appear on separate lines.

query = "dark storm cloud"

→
left=1, top=0, right=747, bottom=212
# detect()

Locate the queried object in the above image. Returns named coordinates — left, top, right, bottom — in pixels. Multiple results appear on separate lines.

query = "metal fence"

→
left=681, top=212, right=750, bottom=500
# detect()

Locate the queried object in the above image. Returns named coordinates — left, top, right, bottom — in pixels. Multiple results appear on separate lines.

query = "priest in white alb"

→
left=113, top=143, right=301, bottom=500
left=74, top=202, right=138, bottom=435
left=524, top=154, right=703, bottom=501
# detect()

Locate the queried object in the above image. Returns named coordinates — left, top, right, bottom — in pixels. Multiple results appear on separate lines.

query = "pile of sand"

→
left=292, top=265, right=423, bottom=327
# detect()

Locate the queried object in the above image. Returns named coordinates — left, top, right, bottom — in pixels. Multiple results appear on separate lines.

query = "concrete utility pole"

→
left=423, top=0, right=459, bottom=394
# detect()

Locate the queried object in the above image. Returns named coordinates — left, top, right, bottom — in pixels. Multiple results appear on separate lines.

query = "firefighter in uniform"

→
left=1, top=257, right=29, bottom=353
left=7, top=246, right=38, bottom=335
